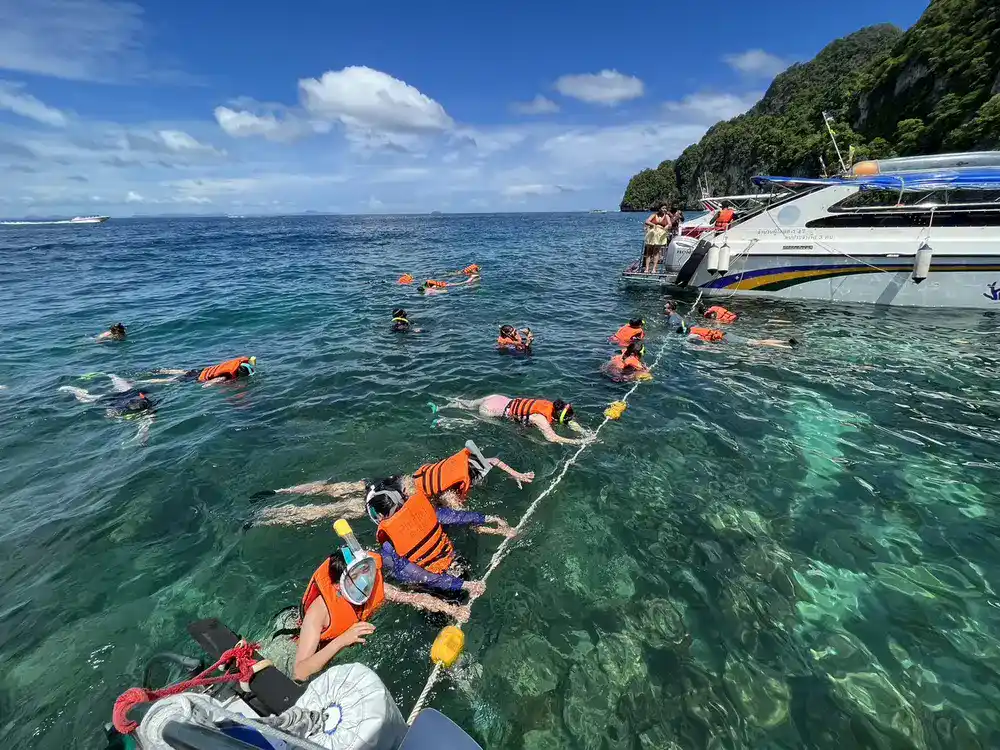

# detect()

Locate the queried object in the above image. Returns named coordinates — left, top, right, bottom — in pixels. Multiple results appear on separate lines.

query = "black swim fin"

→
left=249, top=489, right=276, bottom=504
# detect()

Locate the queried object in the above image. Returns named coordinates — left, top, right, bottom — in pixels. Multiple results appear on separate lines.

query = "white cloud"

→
left=0, top=81, right=67, bottom=126
left=214, top=105, right=311, bottom=142
left=0, top=0, right=144, bottom=82
left=723, top=50, right=790, bottom=79
left=156, top=129, right=218, bottom=154
left=555, top=70, right=644, bottom=106
left=541, top=121, right=706, bottom=170
left=299, top=66, right=453, bottom=133
left=125, top=190, right=143, bottom=203
left=664, top=92, right=763, bottom=123
left=451, top=127, right=527, bottom=157
left=511, top=95, right=559, bottom=115
left=501, top=183, right=572, bottom=198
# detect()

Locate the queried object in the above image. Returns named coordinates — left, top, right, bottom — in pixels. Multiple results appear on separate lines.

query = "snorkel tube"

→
left=334, top=519, right=363, bottom=563
left=464, top=439, right=493, bottom=481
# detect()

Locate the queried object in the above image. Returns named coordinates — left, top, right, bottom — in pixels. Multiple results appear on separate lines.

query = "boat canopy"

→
left=753, top=167, right=1000, bottom=193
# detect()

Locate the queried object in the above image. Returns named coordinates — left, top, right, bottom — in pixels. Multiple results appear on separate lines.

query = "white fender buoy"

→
left=706, top=244, right=721, bottom=275
left=716, top=244, right=731, bottom=275
left=912, top=241, right=932, bottom=284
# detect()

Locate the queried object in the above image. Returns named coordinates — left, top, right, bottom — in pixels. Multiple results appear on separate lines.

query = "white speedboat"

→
left=624, top=152, right=1000, bottom=309
left=70, top=215, right=109, bottom=223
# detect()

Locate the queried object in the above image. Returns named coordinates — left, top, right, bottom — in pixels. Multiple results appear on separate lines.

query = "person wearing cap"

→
left=248, top=440, right=533, bottom=526
left=293, top=519, right=476, bottom=681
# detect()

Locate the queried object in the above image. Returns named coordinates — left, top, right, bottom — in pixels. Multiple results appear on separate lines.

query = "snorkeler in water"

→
left=96, top=323, right=127, bottom=342
left=418, top=274, right=479, bottom=295
left=390, top=308, right=423, bottom=333
left=249, top=440, right=533, bottom=527
left=59, top=375, right=157, bottom=441
left=449, top=395, right=592, bottom=445
left=497, top=325, right=533, bottom=354
left=676, top=322, right=797, bottom=349
left=610, top=318, right=645, bottom=347
left=701, top=305, right=739, bottom=324
left=606, top=340, right=650, bottom=382
left=142, top=356, right=258, bottom=386
left=290, top=519, right=477, bottom=680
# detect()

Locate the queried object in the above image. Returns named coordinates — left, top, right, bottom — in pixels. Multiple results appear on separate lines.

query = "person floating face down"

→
left=497, top=324, right=533, bottom=353
left=391, top=308, right=423, bottom=334
left=248, top=440, right=535, bottom=526
left=96, top=322, right=127, bottom=341
left=144, top=356, right=258, bottom=386
left=293, top=519, right=477, bottom=681
left=607, top=340, right=650, bottom=382
left=450, top=395, right=591, bottom=445
left=673, top=319, right=798, bottom=350
left=611, top=318, right=645, bottom=348
left=702, top=305, right=738, bottom=324
left=58, top=374, right=157, bottom=443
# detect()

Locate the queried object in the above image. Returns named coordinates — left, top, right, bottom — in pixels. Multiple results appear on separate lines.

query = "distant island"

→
left=620, top=0, right=1000, bottom=211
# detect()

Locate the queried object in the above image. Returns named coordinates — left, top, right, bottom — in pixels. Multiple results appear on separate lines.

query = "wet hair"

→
left=417, top=285, right=427, bottom=294
left=499, top=324, right=516, bottom=337
left=664, top=300, right=677, bottom=312
left=110, top=323, right=126, bottom=339
left=551, top=399, right=574, bottom=424
left=623, top=341, right=644, bottom=359
left=367, top=476, right=406, bottom=518
left=628, top=318, right=644, bottom=328
left=328, top=552, right=348, bottom=580
left=393, top=308, right=407, bottom=319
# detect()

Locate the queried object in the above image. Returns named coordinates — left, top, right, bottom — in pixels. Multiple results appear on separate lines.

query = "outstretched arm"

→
left=488, top=456, right=534, bottom=485
left=530, top=414, right=585, bottom=445
left=383, top=584, right=470, bottom=622
left=293, top=600, right=374, bottom=681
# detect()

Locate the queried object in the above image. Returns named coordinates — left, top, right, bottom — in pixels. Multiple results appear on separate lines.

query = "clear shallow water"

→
left=1, top=214, right=1000, bottom=749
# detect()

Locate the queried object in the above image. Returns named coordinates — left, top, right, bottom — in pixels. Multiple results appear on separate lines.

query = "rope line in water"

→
left=405, top=291, right=703, bottom=725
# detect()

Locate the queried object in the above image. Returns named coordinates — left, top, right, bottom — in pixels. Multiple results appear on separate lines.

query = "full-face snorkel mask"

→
left=239, top=356, right=257, bottom=377
left=365, top=479, right=405, bottom=524
left=333, top=519, right=378, bottom=606
left=465, top=439, right=493, bottom=484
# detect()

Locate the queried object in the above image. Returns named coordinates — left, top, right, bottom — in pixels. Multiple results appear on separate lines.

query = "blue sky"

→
left=0, top=0, right=926, bottom=215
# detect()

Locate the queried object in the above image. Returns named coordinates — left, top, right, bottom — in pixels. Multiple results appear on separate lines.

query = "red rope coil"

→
left=112, top=640, right=260, bottom=735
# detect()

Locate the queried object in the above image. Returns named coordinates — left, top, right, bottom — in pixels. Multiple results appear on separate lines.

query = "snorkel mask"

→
left=465, top=439, right=493, bottom=483
left=239, top=356, right=257, bottom=377
left=499, top=325, right=516, bottom=338
left=365, top=479, right=405, bottom=524
left=334, top=519, right=378, bottom=606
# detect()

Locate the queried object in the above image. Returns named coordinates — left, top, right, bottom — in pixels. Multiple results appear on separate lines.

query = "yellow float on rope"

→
left=604, top=401, right=627, bottom=420
left=431, top=625, right=465, bottom=668
left=636, top=372, right=653, bottom=381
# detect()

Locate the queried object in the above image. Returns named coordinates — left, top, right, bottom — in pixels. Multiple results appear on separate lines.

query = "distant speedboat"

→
left=0, top=215, right=110, bottom=226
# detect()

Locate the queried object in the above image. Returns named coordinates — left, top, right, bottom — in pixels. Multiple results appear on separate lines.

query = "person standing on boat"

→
left=671, top=207, right=685, bottom=239
left=643, top=206, right=672, bottom=273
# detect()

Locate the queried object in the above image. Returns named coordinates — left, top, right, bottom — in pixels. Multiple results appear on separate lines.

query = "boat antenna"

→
left=822, top=112, right=848, bottom=174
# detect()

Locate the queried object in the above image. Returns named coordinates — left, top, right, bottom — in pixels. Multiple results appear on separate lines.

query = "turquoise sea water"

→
left=2, top=213, right=1000, bottom=749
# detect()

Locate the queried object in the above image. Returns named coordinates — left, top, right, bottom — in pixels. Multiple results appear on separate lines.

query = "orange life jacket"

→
left=610, top=354, right=643, bottom=372
left=425, top=279, right=449, bottom=288
left=690, top=327, right=726, bottom=343
left=300, top=553, right=386, bottom=644
left=198, top=357, right=250, bottom=382
left=376, top=492, right=455, bottom=574
left=715, top=208, right=735, bottom=231
left=413, top=448, right=474, bottom=502
left=497, top=332, right=525, bottom=349
left=611, top=325, right=645, bottom=347
left=505, top=397, right=557, bottom=424
left=705, top=306, right=738, bottom=324
left=462, top=264, right=480, bottom=276
left=398, top=274, right=414, bottom=285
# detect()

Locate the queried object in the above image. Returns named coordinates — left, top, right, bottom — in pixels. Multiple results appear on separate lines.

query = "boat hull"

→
left=666, top=254, right=1000, bottom=308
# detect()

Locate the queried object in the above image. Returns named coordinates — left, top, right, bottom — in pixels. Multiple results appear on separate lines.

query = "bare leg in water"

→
left=248, top=480, right=367, bottom=527
left=449, top=394, right=512, bottom=418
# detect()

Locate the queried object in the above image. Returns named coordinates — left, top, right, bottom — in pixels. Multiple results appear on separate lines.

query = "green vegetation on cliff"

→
left=620, top=0, right=1000, bottom=211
